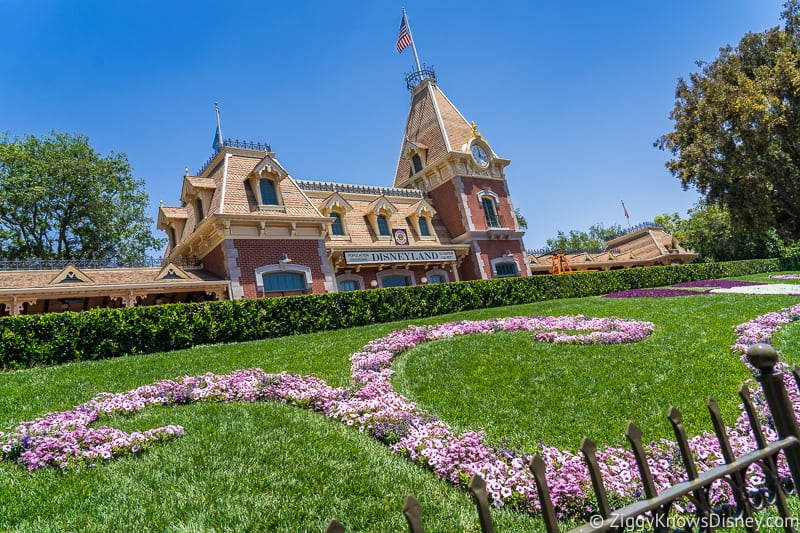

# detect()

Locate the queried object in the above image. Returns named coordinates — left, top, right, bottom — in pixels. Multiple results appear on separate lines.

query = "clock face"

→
left=471, top=145, right=489, bottom=166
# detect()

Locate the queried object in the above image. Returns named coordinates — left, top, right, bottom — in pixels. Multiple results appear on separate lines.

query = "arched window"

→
left=262, top=272, right=306, bottom=293
left=330, top=212, right=345, bottom=236
left=259, top=178, right=278, bottom=205
left=412, top=153, right=423, bottom=174
left=338, top=279, right=359, bottom=292
left=495, top=263, right=518, bottom=277
left=376, top=214, right=390, bottom=236
left=195, top=197, right=204, bottom=222
left=481, top=196, right=499, bottom=228
left=381, top=275, right=411, bottom=287
left=418, top=217, right=431, bottom=237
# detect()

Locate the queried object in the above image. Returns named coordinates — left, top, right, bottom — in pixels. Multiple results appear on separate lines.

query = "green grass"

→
left=2, top=289, right=800, bottom=531
left=393, top=294, right=800, bottom=450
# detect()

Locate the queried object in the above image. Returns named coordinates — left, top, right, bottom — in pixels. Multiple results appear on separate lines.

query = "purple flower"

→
left=4, top=308, right=800, bottom=523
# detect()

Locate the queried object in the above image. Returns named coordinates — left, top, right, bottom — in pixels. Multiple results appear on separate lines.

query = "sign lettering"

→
left=344, top=250, right=457, bottom=265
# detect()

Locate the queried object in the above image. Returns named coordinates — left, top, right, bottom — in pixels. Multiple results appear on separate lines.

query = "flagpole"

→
left=403, top=7, right=423, bottom=73
left=621, top=200, right=630, bottom=228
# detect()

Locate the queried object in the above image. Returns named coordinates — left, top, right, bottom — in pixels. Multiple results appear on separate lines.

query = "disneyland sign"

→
left=344, top=249, right=457, bottom=265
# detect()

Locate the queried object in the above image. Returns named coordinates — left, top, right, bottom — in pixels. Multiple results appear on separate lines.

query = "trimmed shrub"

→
left=1, top=257, right=797, bottom=369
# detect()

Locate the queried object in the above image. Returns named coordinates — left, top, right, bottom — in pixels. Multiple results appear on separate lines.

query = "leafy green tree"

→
left=0, top=132, right=164, bottom=261
left=545, top=223, right=623, bottom=252
left=514, top=208, right=528, bottom=230
left=656, top=1, right=800, bottom=239
left=656, top=203, right=782, bottom=261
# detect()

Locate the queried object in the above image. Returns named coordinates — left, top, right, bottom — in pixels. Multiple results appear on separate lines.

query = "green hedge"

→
left=1, top=257, right=796, bottom=369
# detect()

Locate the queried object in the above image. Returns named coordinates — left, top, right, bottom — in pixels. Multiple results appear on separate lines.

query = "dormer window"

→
left=412, top=153, right=423, bottom=174
left=330, top=212, right=345, bottom=236
left=376, top=214, right=390, bottom=236
left=320, top=193, right=352, bottom=239
left=418, top=216, right=430, bottom=237
left=365, top=196, right=397, bottom=240
left=403, top=141, right=428, bottom=179
left=195, top=197, right=204, bottom=222
left=259, top=178, right=278, bottom=205
left=248, top=158, right=287, bottom=211
left=405, top=199, right=437, bottom=241
left=169, top=227, right=178, bottom=248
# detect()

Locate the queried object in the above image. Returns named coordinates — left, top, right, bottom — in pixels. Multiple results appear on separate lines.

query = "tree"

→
left=0, top=132, right=164, bottom=261
left=545, top=223, right=623, bottom=252
left=656, top=1, right=800, bottom=239
left=514, top=208, right=528, bottom=230
left=655, top=202, right=782, bottom=262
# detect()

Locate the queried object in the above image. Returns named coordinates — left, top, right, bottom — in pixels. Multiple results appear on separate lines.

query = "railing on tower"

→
left=405, top=65, right=437, bottom=91
left=197, top=138, right=272, bottom=175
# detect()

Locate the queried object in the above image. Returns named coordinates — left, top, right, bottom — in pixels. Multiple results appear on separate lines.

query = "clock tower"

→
left=392, top=69, right=530, bottom=281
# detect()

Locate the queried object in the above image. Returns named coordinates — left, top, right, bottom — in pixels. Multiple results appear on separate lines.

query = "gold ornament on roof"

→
left=468, top=121, right=483, bottom=141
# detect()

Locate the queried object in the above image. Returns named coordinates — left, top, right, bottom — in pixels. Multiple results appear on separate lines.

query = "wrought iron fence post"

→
left=747, top=343, right=800, bottom=487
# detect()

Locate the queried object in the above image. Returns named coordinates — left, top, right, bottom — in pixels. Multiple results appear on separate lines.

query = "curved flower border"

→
left=2, top=308, right=800, bottom=521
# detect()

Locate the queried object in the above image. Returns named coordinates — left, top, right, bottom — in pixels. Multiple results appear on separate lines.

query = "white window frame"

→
left=254, top=263, right=312, bottom=292
left=424, top=268, right=449, bottom=284
left=336, top=272, right=365, bottom=292
left=376, top=268, right=415, bottom=288
left=490, top=257, right=520, bottom=277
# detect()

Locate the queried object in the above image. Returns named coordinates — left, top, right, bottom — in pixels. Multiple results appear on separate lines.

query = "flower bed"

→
left=770, top=274, right=800, bottom=280
left=2, top=308, right=800, bottom=521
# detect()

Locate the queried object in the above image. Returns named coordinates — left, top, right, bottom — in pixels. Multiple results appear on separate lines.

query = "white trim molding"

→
left=254, top=263, right=313, bottom=291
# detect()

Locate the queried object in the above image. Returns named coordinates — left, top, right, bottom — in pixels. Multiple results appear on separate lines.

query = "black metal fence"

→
left=0, top=257, right=199, bottom=271
left=325, top=343, right=800, bottom=532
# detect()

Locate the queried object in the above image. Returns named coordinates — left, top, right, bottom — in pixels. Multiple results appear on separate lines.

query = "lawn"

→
left=2, top=278, right=800, bottom=532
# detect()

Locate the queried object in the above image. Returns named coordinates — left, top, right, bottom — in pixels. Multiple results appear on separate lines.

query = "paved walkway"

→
left=711, top=283, right=800, bottom=295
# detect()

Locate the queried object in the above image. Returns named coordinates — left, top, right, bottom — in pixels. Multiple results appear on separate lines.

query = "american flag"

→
left=396, top=12, right=411, bottom=53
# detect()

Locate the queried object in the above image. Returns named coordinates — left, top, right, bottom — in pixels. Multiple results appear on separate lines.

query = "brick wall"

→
left=201, top=244, right=227, bottom=278
left=460, top=177, right=515, bottom=231
left=233, top=239, right=327, bottom=298
left=475, top=239, right=527, bottom=278
left=429, top=178, right=467, bottom=236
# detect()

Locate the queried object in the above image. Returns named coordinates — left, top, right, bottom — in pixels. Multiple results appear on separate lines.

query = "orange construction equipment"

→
left=550, top=253, right=597, bottom=275
left=550, top=253, right=573, bottom=275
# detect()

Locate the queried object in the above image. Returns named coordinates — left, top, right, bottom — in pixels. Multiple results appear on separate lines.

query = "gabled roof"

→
left=403, top=198, right=437, bottom=218
left=393, top=79, right=474, bottom=188
left=154, top=262, right=191, bottom=281
left=365, top=196, right=397, bottom=215
left=180, top=175, right=217, bottom=203
left=319, top=191, right=353, bottom=213
left=157, top=205, right=189, bottom=229
left=49, top=264, right=94, bottom=285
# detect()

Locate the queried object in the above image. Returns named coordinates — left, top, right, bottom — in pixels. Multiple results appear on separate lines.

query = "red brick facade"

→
left=201, top=244, right=227, bottom=279
left=232, top=239, right=327, bottom=298
left=428, top=179, right=467, bottom=236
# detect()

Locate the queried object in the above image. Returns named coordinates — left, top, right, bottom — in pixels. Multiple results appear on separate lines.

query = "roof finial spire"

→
left=212, top=102, right=223, bottom=153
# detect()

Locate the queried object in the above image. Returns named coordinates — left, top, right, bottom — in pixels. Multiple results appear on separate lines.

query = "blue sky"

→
left=0, top=1, right=786, bottom=251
